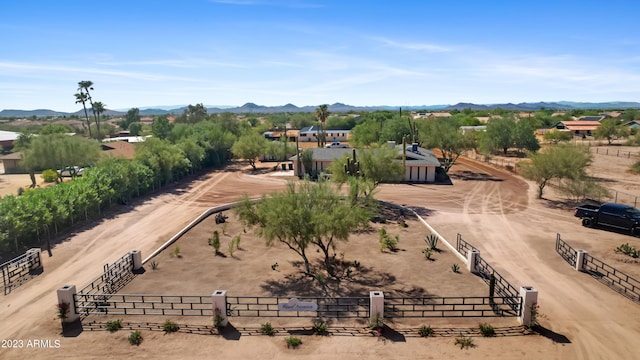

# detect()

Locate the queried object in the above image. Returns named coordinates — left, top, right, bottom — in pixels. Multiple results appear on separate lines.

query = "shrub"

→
left=106, top=319, right=123, bottom=332
left=379, top=227, right=398, bottom=252
left=213, top=308, right=225, bottom=329
left=454, top=334, right=474, bottom=349
left=17, top=187, right=24, bottom=196
left=128, top=331, right=143, bottom=346
left=222, top=223, right=228, bottom=235
left=162, top=320, right=179, bottom=333
left=312, top=319, right=328, bottom=335
left=170, top=246, right=181, bottom=258
left=150, top=261, right=159, bottom=270
left=56, top=302, right=70, bottom=320
left=615, top=243, right=639, bottom=258
left=215, top=212, right=228, bottom=224
left=425, top=234, right=438, bottom=250
left=228, top=235, right=241, bottom=256
left=41, top=169, right=58, bottom=183
left=209, top=231, right=221, bottom=254
left=419, top=325, right=434, bottom=337
left=451, top=263, right=460, bottom=273
left=422, top=248, right=433, bottom=260
left=260, top=322, right=275, bottom=336
left=479, top=323, right=495, bottom=337
left=285, top=336, right=302, bottom=349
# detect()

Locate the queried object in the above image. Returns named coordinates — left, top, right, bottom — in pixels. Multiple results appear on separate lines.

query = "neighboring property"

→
left=460, top=125, right=486, bottom=134
left=291, top=143, right=441, bottom=183
left=576, top=115, right=605, bottom=122
left=298, top=126, right=350, bottom=143
left=0, top=152, right=24, bottom=173
left=102, top=135, right=151, bottom=143
left=263, top=129, right=298, bottom=142
left=0, top=130, right=21, bottom=149
left=101, top=141, right=136, bottom=159
left=412, top=112, right=452, bottom=119
left=622, top=120, right=640, bottom=129
left=552, top=121, right=601, bottom=136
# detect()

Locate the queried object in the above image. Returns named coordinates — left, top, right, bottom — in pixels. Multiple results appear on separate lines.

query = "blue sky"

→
left=1, top=0, right=639, bottom=112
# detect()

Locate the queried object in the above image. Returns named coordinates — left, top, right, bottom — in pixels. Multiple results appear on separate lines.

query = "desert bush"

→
left=479, top=323, right=495, bottom=337
left=215, top=212, right=228, bottom=224
left=41, top=169, right=58, bottom=183
left=454, top=333, right=474, bottom=349
left=615, top=243, right=639, bottom=258
left=209, top=230, right=220, bottom=254
left=379, top=227, right=398, bottom=252
left=425, top=234, right=439, bottom=250
left=422, top=248, right=433, bottom=260
left=162, top=320, right=180, bottom=333
left=150, top=260, right=159, bottom=270
left=170, top=245, right=181, bottom=258
left=312, top=319, right=328, bottom=335
left=451, top=263, right=460, bottom=273
left=260, top=322, right=275, bottom=336
left=419, top=325, right=434, bottom=337
left=128, top=331, right=143, bottom=346
left=285, top=336, right=302, bottom=349
left=106, top=319, right=123, bottom=332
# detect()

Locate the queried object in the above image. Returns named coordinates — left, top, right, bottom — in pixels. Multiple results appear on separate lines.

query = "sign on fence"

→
left=277, top=298, right=318, bottom=311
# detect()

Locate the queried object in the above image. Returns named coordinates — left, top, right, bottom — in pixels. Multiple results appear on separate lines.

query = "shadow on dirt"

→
left=449, top=170, right=504, bottom=182
left=531, top=324, right=571, bottom=344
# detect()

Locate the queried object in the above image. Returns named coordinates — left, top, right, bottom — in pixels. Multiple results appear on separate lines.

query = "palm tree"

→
left=74, top=91, right=92, bottom=138
left=77, top=81, right=97, bottom=137
left=92, top=101, right=106, bottom=140
left=315, top=104, right=329, bottom=147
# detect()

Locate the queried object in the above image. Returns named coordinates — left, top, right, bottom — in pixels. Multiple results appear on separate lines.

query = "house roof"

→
left=555, top=121, right=601, bottom=131
left=576, top=116, right=605, bottom=121
left=0, top=130, right=20, bottom=142
left=0, top=152, right=22, bottom=160
left=101, top=141, right=136, bottom=159
left=299, top=126, right=350, bottom=134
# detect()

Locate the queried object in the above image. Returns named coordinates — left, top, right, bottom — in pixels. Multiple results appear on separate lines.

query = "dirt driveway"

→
left=1, top=159, right=639, bottom=359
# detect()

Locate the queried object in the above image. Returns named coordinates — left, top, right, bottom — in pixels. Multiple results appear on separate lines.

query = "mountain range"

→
left=1, top=101, right=639, bottom=118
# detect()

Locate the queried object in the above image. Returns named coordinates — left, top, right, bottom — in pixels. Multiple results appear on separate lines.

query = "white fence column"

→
left=27, top=248, right=42, bottom=271
left=56, top=284, right=79, bottom=323
left=130, top=250, right=142, bottom=271
left=519, top=286, right=538, bottom=327
left=467, top=249, right=480, bottom=273
left=212, top=290, right=228, bottom=327
left=575, top=249, right=587, bottom=271
left=369, top=291, right=384, bottom=326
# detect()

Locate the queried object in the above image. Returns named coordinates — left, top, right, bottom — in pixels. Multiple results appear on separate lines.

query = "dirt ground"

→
left=1, top=152, right=640, bottom=359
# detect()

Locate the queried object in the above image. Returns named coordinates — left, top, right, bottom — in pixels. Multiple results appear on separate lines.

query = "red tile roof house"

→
left=290, top=142, right=441, bottom=183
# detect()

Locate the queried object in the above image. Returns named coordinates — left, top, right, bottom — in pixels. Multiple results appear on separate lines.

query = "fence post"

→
left=575, top=249, right=587, bottom=271
left=212, top=290, right=228, bottom=327
left=130, top=250, right=142, bottom=271
left=369, top=291, right=384, bottom=326
left=27, top=248, right=42, bottom=272
left=519, top=286, right=538, bottom=326
left=56, top=284, right=80, bottom=323
left=467, top=249, right=480, bottom=273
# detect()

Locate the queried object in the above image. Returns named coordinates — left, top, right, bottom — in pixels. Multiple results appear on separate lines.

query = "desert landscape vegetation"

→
left=1, top=100, right=640, bottom=359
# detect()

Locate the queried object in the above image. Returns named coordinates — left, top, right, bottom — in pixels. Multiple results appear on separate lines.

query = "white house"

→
left=291, top=142, right=441, bottom=183
left=298, top=126, right=350, bottom=143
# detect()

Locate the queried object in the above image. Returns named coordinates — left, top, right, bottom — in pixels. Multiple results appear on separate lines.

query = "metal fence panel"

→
left=555, top=234, right=576, bottom=267
left=227, top=296, right=370, bottom=318
left=1, top=249, right=42, bottom=295
left=384, top=296, right=521, bottom=318
left=582, top=254, right=640, bottom=303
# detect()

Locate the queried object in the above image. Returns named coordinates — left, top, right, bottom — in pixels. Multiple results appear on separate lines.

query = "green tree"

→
left=135, top=138, right=190, bottom=186
left=92, top=101, right=106, bottom=140
left=40, top=124, right=72, bottom=135
left=481, top=116, right=516, bottom=155
left=178, top=103, right=208, bottom=123
left=350, top=117, right=382, bottom=147
left=300, top=149, right=314, bottom=176
left=231, top=132, right=269, bottom=170
left=77, top=81, right=98, bottom=137
left=594, top=119, right=622, bottom=145
left=235, top=180, right=370, bottom=276
left=521, top=143, right=591, bottom=199
left=418, top=118, right=476, bottom=173
left=152, top=116, right=173, bottom=140
left=119, top=108, right=140, bottom=130
left=74, top=90, right=93, bottom=138
left=329, top=147, right=403, bottom=187
left=128, top=122, right=142, bottom=136
left=513, top=119, right=540, bottom=154
left=21, top=134, right=101, bottom=184
left=315, top=104, right=329, bottom=147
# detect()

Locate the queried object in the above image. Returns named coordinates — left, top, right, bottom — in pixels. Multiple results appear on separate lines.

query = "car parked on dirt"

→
left=575, top=202, right=640, bottom=235
left=325, top=141, right=349, bottom=148
left=57, top=166, right=84, bottom=177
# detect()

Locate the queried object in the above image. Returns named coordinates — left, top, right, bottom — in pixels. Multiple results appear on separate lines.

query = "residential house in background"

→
left=0, top=152, right=24, bottom=173
left=291, top=142, right=441, bottom=183
left=298, top=126, right=350, bottom=143
left=552, top=121, right=601, bottom=136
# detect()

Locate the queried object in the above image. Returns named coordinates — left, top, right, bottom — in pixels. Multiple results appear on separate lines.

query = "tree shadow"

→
left=449, top=170, right=503, bottom=182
